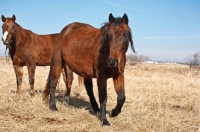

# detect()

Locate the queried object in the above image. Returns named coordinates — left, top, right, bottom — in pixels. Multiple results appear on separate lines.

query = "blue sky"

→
left=1, top=0, right=200, bottom=62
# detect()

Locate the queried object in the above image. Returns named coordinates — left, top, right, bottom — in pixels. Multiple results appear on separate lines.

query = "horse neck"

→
left=14, top=24, right=28, bottom=43
left=7, top=24, right=28, bottom=58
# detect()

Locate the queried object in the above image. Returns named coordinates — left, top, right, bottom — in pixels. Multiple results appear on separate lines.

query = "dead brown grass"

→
left=0, top=57, right=199, bottom=132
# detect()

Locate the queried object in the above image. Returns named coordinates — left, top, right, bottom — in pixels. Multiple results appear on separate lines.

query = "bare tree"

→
left=185, top=51, right=200, bottom=68
left=126, top=54, right=149, bottom=65
left=138, top=54, right=149, bottom=62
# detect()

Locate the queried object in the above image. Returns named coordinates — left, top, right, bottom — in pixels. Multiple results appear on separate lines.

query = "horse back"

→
left=11, top=29, right=59, bottom=66
left=33, top=33, right=59, bottom=66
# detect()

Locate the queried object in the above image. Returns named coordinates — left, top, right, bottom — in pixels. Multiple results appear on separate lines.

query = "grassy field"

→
left=0, top=57, right=199, bottom=132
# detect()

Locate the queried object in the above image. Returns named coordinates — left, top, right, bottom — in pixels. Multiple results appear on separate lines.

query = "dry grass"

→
left=0, top=57, right=199, bottom=132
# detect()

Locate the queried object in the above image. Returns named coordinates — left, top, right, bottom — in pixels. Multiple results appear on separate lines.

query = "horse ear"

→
left=1, top=15, right=6, bottom=22
left=109, top=13, right=115, bottom=23
left=122, top=13, right=128, bottom=25
left=12, top=14, right=16, bottom=21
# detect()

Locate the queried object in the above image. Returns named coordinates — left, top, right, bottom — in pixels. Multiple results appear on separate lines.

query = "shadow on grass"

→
left=55, top=93, right=110, bottom=116
left=10, top=89, right=110, bottom=117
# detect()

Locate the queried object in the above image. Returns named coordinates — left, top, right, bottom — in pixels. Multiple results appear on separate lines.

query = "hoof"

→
left=94, top=108, right=100, bottom=114
left=39, top=90, right=43, bottom=93
left=64, top=96, right=70, bottom=103
left=42, top=94, right=46, bottom=101
left=101, top=119, right=110, bottom=126
left=96, top=113, right=110, bottom=126
left=49, top=105, right=58, bottom=111
left=30, top=92, right=35, bottom=96
left=11, top=90, right=16, bottom=93
left=42, top=89, right=50, bottom=101
left=16, top=90, right=21, bottom=94
left=42, top=91, right=50, bottom=103
left=109, top=109, right=119, bottom=117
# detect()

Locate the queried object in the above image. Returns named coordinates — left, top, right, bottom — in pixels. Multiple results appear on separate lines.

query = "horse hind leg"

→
left=62, top=66, right=74, bottom=103
left=42, top=68, right=52, bottom=104
left=13, top=65, right=23, bottom=94
left=49, top=64, right=62, bottom=111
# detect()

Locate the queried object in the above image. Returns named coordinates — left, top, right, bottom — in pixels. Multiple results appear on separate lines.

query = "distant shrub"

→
left=126, top=54, right=149, bottom=65
left=185, top=51, right=200, bottom=69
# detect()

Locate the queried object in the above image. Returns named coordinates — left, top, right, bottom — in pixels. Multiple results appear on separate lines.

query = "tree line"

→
left=127, top=51, right=200, bottom=69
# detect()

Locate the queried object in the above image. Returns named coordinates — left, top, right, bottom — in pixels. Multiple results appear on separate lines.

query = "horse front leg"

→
left=109, top=73, right=126, bottom=117
left=27, top=64, right=36, bottom=96
left=13, top=64, right=23, bottom=94
left=97, top=75, right=110, bottom=126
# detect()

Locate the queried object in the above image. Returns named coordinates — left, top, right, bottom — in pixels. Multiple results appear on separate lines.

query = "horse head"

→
left=104, top=13, right=136, bottom=72
left=1, top=14, right=16, bottom=45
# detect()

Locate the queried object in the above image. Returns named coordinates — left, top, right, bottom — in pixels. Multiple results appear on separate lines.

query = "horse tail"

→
left=62, top=64, right=68, bottom=84
left=46, top=59, right=61, bottom=92
left=78, top=75, right=84, bottom=88
left=43, top=58, right=54, bottom=102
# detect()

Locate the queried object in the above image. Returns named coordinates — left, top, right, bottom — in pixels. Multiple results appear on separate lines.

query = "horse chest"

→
left=12, top=55, right=25, bottom=66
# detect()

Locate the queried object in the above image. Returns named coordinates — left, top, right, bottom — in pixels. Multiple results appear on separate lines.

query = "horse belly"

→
left=63, top=46, right=95, bottom=78
left=35, top=44, right=55, bottom=66
left=66, top=56, right=95, bottom=78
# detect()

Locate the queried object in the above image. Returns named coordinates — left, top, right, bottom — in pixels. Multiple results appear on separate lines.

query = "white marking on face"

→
left=3, top=31, right=8, bottom=41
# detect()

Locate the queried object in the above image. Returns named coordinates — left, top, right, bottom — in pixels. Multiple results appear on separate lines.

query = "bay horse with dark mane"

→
left=43, top=13, right=136, bottom=125
left=1, top=14, right=73, bottom=97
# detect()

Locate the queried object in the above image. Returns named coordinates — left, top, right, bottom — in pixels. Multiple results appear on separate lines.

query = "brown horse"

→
left=1, top=14, right=73, bottom=97
left=43, top=13, right=136, bottom=125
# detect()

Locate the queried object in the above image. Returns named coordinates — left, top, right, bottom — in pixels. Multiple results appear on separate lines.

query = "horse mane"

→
left=100, top=17, right=136, bottom=53
left=5, top=45, right=10, bottom=62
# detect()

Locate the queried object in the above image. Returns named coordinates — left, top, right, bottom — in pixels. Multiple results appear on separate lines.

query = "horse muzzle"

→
left=2, top=37, right=12, bottom=45
left=107, top=58, right=118, bottom=68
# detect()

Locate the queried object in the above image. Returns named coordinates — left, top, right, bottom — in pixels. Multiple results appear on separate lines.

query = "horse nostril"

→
left=107, top=58, right=118, bottom=67
left=114, top=58, right=118, bottom=64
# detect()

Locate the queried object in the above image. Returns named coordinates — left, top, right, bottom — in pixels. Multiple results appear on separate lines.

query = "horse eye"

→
left=123, top=33, right=128, bottom=38
left=12, top=25, right=15, bottom=28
